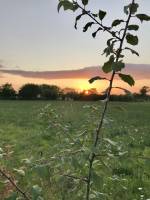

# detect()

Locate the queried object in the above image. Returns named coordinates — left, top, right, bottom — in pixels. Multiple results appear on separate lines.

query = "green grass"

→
left=0, top=101, right=150, bottom=199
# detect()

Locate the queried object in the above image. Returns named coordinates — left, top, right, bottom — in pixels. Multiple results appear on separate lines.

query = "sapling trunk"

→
left=86, top=1, right=135, bottom=199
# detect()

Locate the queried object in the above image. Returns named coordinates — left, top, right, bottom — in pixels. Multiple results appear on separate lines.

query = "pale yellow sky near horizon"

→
left=1, top=72, right=150, bottom=94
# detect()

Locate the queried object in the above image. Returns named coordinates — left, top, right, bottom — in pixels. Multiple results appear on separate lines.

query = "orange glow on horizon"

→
left=0, top=72, right=150, bottom=95
left=84, top=90, right=89, bottom=95
left=75, top=79, right=107, bottom=93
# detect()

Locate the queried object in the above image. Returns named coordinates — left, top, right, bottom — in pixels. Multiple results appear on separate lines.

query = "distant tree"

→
left=62, top=87, right=80, bottom=100
left=40, top=84, right=60, bottom=100
left=62, top=87, right=76, bottom=94
left=80, top=88, right=100, bottom=101
left=110, top=94, right=134, bottom=102
left=139, top=86, right=150, bottom=97
left=18, top=83, right=40, bottom=100
left=65, top=91, right=81, bottom=101
left=0, top=83, right=16, bottom=99
left=87, top=88, right=98, bottom=95
left=80, top=88, right=96, bottom=96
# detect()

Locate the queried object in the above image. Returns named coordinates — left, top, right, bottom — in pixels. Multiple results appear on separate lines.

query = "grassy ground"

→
left=0, top=101, right=150, bottom=199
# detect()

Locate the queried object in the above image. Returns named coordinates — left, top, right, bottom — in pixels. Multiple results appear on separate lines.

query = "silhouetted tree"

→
left=62, top=87, right=76, bottom=94
left=0, top=83, right=16, bottom=99
left=40, top=84, right=60, bottom=100
left=18, top=83, right=40, bottom=100
left=65, top=91, right=82, bottom=100
left=139, top=86, right=150, bottom=97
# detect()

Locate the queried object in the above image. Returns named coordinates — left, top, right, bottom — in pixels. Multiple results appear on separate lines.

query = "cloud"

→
left=0, top=64, right=4, bottom=68
left=0, top=63, right=150, bottom=80
left=0, top=66, right=101, bottom=79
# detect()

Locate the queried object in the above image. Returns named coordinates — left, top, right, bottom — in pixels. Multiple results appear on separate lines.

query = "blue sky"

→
left=0, top=0, right=150, bottom=71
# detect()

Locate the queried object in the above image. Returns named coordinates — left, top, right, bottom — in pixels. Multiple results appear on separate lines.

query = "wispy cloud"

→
left=0, top=66, right=103, bottom=79
left=0, top=64, right=150, bottom=80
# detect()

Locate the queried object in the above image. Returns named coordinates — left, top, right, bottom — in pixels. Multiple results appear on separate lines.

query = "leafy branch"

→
left=57, top=0, right=150, bottom=199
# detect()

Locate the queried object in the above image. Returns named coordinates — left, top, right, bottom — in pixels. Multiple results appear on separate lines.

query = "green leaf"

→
left=92, top=13, right=98, bottom=18
left=118, top=151, right=128, bottom=156
left=119, top=54, right=124, bottom=58
left=102, top=55, right=114, bottom=73
left=124, top=3, right=139, bottom=15
left=83, top=22, right=94, bottom=32
left=13, top=168, right=25, bottom=176
left=58, top=1, right=78, bottom=12
left=112, top=61, right=125, bottom=72
left=112, top=19, right=124, bottom=27
left=0, top=147, right=3, bottom=152
left=107, top=153, right=115, bottom=158
left=111, top=31, right=116, bottom=37
left=22, top=157, right=32, bottom=164
left=72, top=157, right=81, bottom=169
left=136, top=14, right=150, bottom=22
left=74, top=13, right=86, bottom=29
left=102, top=40, right=115, bottom=57
left=102, top=61, right=112, bottom=73
left=91, top=171, right=102, bottom=189
left=126, top=33, right=138, bottom=46
left=98, top=10, right=106, bottom=21
left=89, top=76, right=107, bottom=84
left=33, top=185, right=42, bottom=194
left=118, top=73, right=135, bottom=86
left=130, top=3, right=139, bottom=14
left=90, top=194, right=96, bottom=199
left=127, top=24, right=139, bottom=31
left=92, top=27, right=102, bottom=38
left=82, top=0, right=88, bottom=6
left=124, top=5, right=129, bottom=15
left=125, top=47, right=139, bottom=56
left=34, top=165, right=50, bottom=178
left=104, top=138, right=117, bottom=146
left=5, top=193, right=18, bottom=200
left=107, top=38, right=114, bottom=46
left=32, top=185, right=42, bottom=200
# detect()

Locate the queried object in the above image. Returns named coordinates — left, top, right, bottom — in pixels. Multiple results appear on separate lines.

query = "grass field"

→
left=0, top=101, right=150, bottom=199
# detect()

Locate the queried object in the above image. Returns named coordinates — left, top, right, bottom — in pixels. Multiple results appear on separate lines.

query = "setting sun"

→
left=84, top=90, right=89, bottom=95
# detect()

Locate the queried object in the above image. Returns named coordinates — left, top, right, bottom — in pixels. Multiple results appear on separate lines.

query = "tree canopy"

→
left=0, top=83, right=16, bottom=99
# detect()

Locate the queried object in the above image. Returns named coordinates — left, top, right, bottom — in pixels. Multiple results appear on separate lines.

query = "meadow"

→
left=0, top=100, right=150, bottom=199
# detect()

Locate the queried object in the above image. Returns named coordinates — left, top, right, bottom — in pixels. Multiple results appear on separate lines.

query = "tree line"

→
left=0, top=83, right=149, bottom=101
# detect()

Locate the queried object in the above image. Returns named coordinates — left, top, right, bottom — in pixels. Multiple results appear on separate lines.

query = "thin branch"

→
left=112, top=87, right=132, bottom=94
left=95, top=154, right=150, bottom=160
left=73, top=1, right=121, bottom=41
left=85, top=1, right=135, bottom=199
left=0, top=167, right=30, bottom=200
left=62, top=174, right=88, bottom=182
left=33, top=149, right=84, bottom=167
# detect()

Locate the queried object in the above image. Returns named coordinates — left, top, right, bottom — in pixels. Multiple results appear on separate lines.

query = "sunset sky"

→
left=0, top=0, right=150, bottom=93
